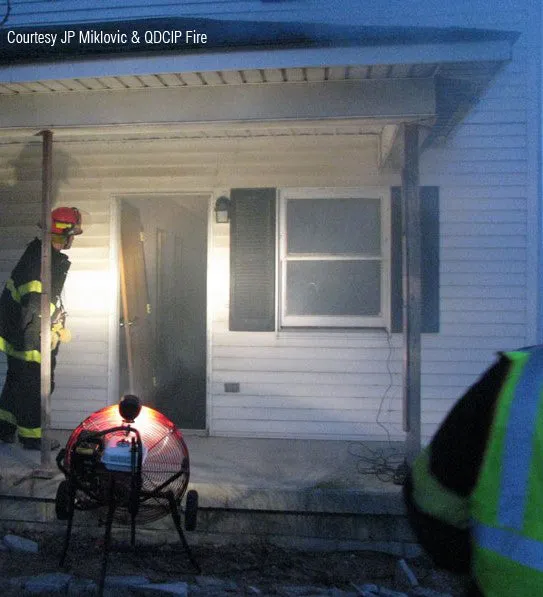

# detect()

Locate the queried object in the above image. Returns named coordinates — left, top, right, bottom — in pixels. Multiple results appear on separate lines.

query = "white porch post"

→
left=402, top=123, right=422, bottom=464
left=39, top=129, right=53, bottom=468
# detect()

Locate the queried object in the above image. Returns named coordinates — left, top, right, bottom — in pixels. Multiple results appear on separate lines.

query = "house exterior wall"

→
left=0, top=0, right=540, bottom=441
left=0, top=134, right=398, bottom=432
left=416, top=3, right=541, bottom=440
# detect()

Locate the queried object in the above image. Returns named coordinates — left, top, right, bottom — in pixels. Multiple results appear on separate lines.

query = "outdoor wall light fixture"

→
left=214, top=196, right=231, bottom=223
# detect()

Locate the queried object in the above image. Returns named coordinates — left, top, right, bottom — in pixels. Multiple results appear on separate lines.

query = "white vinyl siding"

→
left=210, top=331, right=404, bottom=439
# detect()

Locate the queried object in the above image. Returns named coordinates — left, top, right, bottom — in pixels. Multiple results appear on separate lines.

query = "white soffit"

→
left=0, top=60, right=503, bottom=97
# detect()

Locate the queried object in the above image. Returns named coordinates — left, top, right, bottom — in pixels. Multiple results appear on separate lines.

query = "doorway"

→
left=119, top=195, right=209, bottom=430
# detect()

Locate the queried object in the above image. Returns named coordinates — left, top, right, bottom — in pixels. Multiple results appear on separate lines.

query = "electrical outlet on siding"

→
left=224, top=383, right=240, bottom=393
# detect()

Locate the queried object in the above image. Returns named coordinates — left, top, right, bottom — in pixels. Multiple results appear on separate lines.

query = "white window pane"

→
left=286, top=261, right=381, bottom=317
left=286, top=198, right=380, bottom=255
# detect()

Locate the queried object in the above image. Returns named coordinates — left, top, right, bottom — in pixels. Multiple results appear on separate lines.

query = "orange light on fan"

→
left=64, top=400, right=186, bottom=468
left=136, top=404, right=174, bottom=427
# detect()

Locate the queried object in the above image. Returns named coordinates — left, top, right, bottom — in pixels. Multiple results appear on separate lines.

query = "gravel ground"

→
left=0, top=529, right=468, bottom=596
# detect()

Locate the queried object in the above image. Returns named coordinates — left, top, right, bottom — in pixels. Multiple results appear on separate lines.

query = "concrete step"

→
left=0, top=478, right=418, bottom=558
left=0, top=438, right=418, bottom=556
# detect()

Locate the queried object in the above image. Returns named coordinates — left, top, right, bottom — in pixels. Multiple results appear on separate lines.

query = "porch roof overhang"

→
left=0, top=20, right=518, bottom=152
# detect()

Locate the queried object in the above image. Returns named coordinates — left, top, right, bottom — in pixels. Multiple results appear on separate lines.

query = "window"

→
left=279, top=189, right=390, bottom=328
left=228, top=186, right=438, bottom=333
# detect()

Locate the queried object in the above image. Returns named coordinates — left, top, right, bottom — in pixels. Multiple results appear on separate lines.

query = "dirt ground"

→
left=0, top=529, right=468, bottom=595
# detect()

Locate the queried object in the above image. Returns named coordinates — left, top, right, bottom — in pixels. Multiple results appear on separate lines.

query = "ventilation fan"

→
left=55, top=395, right=200, bottom=596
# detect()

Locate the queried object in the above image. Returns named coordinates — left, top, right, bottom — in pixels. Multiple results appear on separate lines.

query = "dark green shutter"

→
left=391, top=186, right=440, bottom=333
left=229, top=188, right=276, bottom=331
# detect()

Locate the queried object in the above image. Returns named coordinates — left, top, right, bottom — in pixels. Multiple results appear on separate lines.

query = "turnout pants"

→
left=0, top=350, right=57, bottom=440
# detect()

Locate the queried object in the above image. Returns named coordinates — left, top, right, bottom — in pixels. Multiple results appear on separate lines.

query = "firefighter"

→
left=0, top=207, right=83, bottom=450
left=404, top=345, right=543, bottom=596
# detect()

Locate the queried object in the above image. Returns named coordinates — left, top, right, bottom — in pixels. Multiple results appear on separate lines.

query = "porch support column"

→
left=402, top=123, right=422, bottom=464
left=39, top=129, right=53, bottom=469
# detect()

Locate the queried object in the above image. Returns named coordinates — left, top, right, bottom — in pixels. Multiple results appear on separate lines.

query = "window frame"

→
left=278, top=188, right=391, bottom=329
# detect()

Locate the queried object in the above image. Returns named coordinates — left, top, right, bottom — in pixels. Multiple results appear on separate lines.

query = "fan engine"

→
left=55, top=395, right=199, bottom=596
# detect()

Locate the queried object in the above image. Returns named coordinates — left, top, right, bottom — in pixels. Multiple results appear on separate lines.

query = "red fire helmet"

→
left=51, top=206, right=83, bottom=236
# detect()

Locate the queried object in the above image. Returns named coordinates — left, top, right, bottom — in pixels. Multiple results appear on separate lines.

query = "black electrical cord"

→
left=349, top=331, right=407, bottom=484
left=348, top=441, right=404, bottom=483
left=376, top=330, right=395, bottom=441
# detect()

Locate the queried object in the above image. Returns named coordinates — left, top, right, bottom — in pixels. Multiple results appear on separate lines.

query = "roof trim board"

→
left=0, top=39, right=515, bottom=85
left=0, top=77, right=436, bottom=130
left=0, top=19, right=518, bottom=64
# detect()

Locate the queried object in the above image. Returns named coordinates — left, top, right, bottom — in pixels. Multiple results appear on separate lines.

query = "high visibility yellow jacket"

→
left=0, top=238, right=71, bottom=363
left=405, top=346, right=543, bottom=596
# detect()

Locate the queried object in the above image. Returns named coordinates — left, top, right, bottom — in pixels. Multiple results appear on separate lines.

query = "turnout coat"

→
left=0, top=237, right=70, bottom=363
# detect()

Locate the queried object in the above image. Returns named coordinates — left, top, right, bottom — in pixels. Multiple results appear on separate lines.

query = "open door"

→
left=119, top=201, right=155, bottom=404
left=119, top=196, right=207, bottom=430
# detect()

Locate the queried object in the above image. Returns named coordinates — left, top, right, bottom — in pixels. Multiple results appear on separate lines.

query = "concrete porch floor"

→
left=0, top=434, right=416, bottom=554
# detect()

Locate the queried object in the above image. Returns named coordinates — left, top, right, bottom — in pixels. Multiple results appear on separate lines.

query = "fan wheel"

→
left=185, top=489, right=198, bottom=531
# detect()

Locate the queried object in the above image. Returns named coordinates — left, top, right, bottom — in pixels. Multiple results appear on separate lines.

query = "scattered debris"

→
left=351, top=580, right=453, bottom=597
left=0, top=532, right=465, bottom=596
left=351, top=583, right=408, bottom=596
left=106, top=576, right=151, bottom=587
left=396, top=559, right=419, bottom=590
left=25, top=572, right=72, bottom=594
left=410, top=590, right=453, bottom=597
left=131, top=582, right=189, bottom=596
left=66, top=577, right=96, bottom=597
left=0, top=572, right=458, bottom=597
left=194, top=575, right=239, bottom=591
left=3, top=533, right=39, bottom=553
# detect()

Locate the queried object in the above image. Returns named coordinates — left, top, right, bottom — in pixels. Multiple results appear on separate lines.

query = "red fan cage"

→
left=55, top=396, right=200, bottom=596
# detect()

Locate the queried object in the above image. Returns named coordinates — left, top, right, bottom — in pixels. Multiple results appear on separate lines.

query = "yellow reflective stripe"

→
left=6, top=278, right=20, bottom=302
left=411, top=446, right=470, bottom=529
left=17, top=425, right=41, bottom=439
left=18, top=280, right=42, bottom=298
left=0, top=408, right=17, bottom=426
left=4, top=278, right=42, bottom=304
left=54, top=222, right=72, bottom=229
left=0, top=336, right=41, bottom=363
